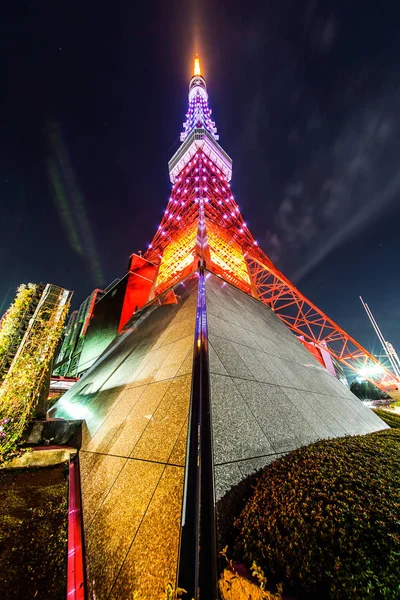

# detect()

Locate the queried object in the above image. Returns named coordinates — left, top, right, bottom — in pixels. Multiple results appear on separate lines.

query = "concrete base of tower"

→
left=49, top=269, right=388, bottom=599
left=205, top=272, right=387, bottom=505
left=50, top=275, right=199, bottom=600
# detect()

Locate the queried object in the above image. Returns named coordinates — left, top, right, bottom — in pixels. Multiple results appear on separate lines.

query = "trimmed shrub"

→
left=235, top=430, right=400, bottom=599
left=373, top=408, right=400, bottom=429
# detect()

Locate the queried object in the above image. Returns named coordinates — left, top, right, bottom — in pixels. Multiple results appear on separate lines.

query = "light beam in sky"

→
left=47, top=122, right=104, bottom=285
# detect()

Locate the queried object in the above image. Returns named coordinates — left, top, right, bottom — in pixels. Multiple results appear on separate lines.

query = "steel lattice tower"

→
left=142, top=56, right=399, bottom=392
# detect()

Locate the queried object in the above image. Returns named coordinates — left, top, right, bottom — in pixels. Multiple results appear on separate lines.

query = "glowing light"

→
left=155, top=224, right=197, bottom=292
left=358, top=364, right=384, bottom=379
left=207, top=228, right=251, bottom=285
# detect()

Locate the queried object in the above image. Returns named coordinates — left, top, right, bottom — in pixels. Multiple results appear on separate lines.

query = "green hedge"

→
left=235, top=430, right=400, bottom=599
left=372, top=408, right=400, bottom=429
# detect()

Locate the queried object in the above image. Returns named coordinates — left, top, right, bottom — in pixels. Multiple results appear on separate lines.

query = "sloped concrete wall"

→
left=205, top=274, right=388, bottom=502
left=50, top=269, right=388, bottom=596
left=50, top=276, right=198, bottom=600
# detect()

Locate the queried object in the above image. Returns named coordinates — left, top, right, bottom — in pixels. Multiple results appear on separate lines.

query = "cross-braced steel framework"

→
left=143, top=58, right=399, bottom=393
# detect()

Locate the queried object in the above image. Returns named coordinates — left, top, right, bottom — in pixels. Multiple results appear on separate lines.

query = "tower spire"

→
left=194, top=54, right=201, bottom=76
left=180, top=55, right=219, bottom=143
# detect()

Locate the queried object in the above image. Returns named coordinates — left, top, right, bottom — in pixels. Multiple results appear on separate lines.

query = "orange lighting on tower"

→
left=141, top=50, right=400, bottom=396
left=194, top=55, right=201, bottom=76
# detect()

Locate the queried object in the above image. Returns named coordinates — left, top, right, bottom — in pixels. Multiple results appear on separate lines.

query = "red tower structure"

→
left=138, top=56, right=398, bottom=392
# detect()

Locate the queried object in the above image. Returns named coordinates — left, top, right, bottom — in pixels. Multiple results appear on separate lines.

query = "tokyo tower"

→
left=144, top=56, right=398, bottom=391
left=51, top=56, right=390, bottom=600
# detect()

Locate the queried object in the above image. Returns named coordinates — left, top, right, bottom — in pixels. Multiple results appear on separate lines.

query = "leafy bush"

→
left=372, top=408, right=400, bottom=429
left=0, top=284, right=37, bottom=373
left=219, top=546, right=283, bottom=599
left=0, top=289, right=69, bottom=461
left=235, top=430, right=400, bottom=599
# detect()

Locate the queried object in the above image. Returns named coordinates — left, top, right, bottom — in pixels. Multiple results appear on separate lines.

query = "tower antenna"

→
left=194, top=54, right=201, bottom=76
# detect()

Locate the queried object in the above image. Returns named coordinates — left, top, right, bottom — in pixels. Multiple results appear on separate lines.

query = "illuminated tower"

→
left=146, top=55, right=250, bottom=297
left=141, top=56, right=398, bottom=391
left=51, top=57, right=391, bottom=600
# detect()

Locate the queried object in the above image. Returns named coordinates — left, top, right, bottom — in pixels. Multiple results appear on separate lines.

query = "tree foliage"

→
left=350, top=379, right=390, bottom=400
left=235, top=430, right=400, bottom=599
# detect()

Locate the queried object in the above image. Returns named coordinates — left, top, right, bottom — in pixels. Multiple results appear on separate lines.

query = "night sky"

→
left=1, top=1, right=400, bottom=360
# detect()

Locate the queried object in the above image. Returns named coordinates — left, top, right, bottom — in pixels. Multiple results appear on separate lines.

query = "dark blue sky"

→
left=1, top=0, right=399, bottom=358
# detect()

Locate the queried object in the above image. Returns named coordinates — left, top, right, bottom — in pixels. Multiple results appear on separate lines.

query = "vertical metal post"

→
left=360, top=296, right=400, bottom=379
left=177, top=268, right=218, bottom=599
